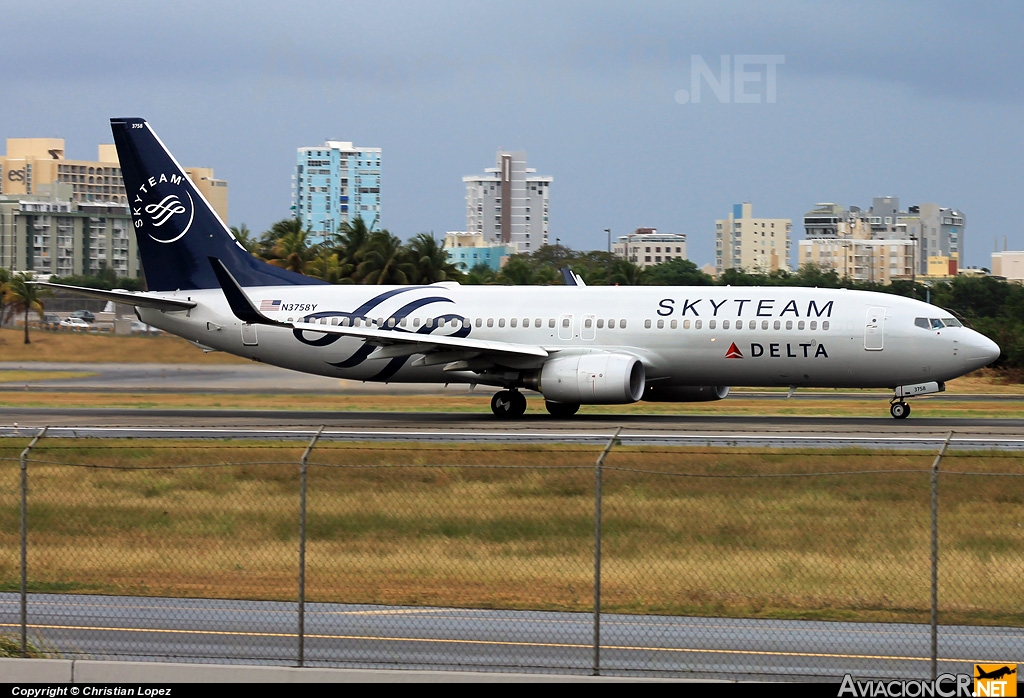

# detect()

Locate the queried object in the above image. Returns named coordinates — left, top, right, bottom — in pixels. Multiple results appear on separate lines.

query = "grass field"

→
left=1, top=439, right=1021, bottom=625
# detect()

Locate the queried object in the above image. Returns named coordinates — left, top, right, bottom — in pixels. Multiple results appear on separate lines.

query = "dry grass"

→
left=1, top=440, right=1021, bottom=624
left=0, top=330, right=247, bottom=364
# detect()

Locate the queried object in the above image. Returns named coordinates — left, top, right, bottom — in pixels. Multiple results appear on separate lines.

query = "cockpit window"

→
left=930, top=318, right=944, bottom=330
left=941, top=318, right=962, bottom=327
left=915, top=318, right=930, bottom=329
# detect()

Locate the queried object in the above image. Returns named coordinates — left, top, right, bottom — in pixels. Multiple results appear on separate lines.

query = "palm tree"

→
left=355, top=231, right=415, bottom=284
left=229, top=224, right=259, bottom=255
left=406, top=233, right=464, bottom=284
left=266, top=220, right=317, bottom=275
left=3, top=274, right=47, bottom=344
left=307, top=250, right=351, bottom=284
left=335, top=217, right=372, bottom=270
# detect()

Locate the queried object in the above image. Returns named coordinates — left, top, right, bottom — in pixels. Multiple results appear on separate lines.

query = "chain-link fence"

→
left=1, top=430, right=1022, bottom=680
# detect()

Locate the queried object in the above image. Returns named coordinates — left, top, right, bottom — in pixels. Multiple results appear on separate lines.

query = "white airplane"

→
left=40, top=118, right=1001, bottom=420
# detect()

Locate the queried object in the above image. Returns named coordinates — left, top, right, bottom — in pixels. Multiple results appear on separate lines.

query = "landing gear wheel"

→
left=545, top=401, right=580, bottom=418
left=491, top=390, right=527, bottom=419
left=890, top=401, right=911, bottom=420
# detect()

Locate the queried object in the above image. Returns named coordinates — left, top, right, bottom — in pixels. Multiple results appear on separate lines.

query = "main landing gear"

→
left=490, top=389, right=527, bottom=419
left=889, top=400, right=911, bottom=420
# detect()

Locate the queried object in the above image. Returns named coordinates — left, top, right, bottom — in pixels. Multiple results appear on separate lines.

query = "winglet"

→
left=208, top=257, right=288, bottom=327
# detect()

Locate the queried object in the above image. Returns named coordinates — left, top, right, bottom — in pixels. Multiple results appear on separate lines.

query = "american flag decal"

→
left=260, top=299, right=282, bottom=311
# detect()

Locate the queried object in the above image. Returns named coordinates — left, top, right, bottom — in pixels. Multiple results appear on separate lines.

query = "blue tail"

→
left=111, top=117, right=325, bottom=291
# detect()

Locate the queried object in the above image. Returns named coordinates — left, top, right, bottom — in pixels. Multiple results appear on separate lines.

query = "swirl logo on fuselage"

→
left=292, top=288, right=469, bottom=381
left=131, top=172, right=195, bottom=244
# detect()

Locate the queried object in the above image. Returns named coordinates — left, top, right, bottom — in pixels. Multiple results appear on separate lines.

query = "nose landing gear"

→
left=491, top=389, right=527, bottom=418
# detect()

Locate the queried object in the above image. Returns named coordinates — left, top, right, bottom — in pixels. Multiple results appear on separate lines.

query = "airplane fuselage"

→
left=139, top=284, right=995, bottom=391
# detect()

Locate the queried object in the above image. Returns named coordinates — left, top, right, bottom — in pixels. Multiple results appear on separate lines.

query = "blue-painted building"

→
left=444, top=231, right=516, bottom=272
left=292, top=140, right=381, bottom=243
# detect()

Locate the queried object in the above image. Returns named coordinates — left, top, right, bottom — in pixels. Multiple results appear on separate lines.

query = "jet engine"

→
left=528, top=353, right=646, bottom=404
left=641, top=385, right=730, bottom=402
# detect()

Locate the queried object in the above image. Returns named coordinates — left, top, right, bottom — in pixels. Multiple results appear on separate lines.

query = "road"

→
left=2, top=593, right=1020, bottom=680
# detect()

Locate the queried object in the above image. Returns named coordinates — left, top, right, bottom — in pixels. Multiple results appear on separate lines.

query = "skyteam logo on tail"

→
left=131, top=172, right=195, bottom=244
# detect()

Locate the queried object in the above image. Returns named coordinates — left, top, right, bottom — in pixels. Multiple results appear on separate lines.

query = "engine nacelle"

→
left=641, top=385, right=730, bottom=402
left=534, top=353, right=646, bottom=404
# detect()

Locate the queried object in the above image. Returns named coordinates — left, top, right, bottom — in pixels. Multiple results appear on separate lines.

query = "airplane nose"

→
left=965, top=330, right=1000, bottom=368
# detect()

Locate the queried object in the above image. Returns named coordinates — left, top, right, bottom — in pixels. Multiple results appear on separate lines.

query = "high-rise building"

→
left=715, top=202, right=791, bottom=274
left=293, top=141, right=381, bottom=243
left=612, top=228, right=688, bottom=268
left=800, top=197, right=964, bottom=280
left=464, top=150, right=551, bottom=254
left=0, top=136, right=226, bottom=279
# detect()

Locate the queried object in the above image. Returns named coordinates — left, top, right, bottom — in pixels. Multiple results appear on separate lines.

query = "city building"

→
left=464, top=150, right=551, bottom=254
left=443, top=231, right=516, bottom=272
left=798, top=238, right=916, bottom=285
left=800, top=198, right=964, bottom=282
left=293, top=140, right=381, bottom=244
left=0, top=184, right=137, bottom=277
left=612, top=228, right=687, bottom=268
left=992, top=251, right=1024, bottom=282
left=0, top=137, right=227, bottom=222
left=715, top=202, right=791, bottom=274
left=0, top=136, right=227, bottom=279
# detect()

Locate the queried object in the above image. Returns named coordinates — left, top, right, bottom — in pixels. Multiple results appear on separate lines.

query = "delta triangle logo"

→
left=725, top=342, right=743, bottom=359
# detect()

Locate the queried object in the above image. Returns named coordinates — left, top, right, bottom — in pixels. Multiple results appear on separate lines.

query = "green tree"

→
left=643, top=258, right=714, bottom=286
left=266, top=220, right=317, bottom=275
left=229, top=224, right=259, bottom=255
left=356, top=231, right=415, bottom=284
left=3, top=274, right=48, bottom=344
left=406, top=233, right=464, bottom=284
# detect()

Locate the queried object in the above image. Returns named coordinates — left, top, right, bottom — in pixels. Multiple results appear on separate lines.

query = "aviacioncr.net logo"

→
left=132, top=172, right=195, bottom=244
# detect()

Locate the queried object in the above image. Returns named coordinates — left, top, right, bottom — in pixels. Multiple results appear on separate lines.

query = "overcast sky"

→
left=3, top=1, right=1021, bottom=269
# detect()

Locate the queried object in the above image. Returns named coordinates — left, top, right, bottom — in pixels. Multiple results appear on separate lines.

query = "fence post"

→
left=593, top=427, right=621, bottom=677
left=19, top=427, right=47, bottom=658
left=297, top=426, right=324, bottom=668
left=930, top=430, right=952, bottom=680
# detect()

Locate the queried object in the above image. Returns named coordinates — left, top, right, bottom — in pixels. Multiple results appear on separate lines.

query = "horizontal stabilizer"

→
left=30, top=282, right=196, bottom=312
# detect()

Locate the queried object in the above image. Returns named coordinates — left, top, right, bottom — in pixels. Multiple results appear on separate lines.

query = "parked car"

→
left=130, top=320, right=161, bottom=335
left=41, top=313, right=62, bottom=329
left=59, top=317, right=91, bottom=330
left=70, top=310, right=96, bottom=323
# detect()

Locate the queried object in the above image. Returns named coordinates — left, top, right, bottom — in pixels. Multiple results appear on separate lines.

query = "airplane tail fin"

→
left=110, top=117, right=325, bottom=291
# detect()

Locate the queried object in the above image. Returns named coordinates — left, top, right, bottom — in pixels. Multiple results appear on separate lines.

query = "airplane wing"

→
left=208, top=257, right=550, bottom=363
left=30, top=282, right=197, bottom=312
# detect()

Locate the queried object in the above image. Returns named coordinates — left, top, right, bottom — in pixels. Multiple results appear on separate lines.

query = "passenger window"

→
left=549, top=319, right=555, bottom=328
left=822, top=321, right=830, bottom=330
left=645, top=319, right=652, bottom=329
left=585, top=318, right=593, bottom=328
left=683, top=319, right=691, bottom=329
left=332, top=317, right=340, bottom=326
left=487, top=318, right=494, bottom=327
left=798, top=321, right=805, bottom=330
left=562, top=318, right=570, bottom=328
left=597, top=319, right=605, bottom=329
left=722, top=320, right=730, bottom=329
left=535, top=319, right=542, bottom=328
left=475, top=318, right=482, bottom=328
left=671, top=319, right=678, bottom=329
left=774, top=320, right=780, bottom=330
left=522, top=318, right=529, bottom=327
left=619, top=320, right=627, bottom=329
left=413, top=318, right=420, bottom=327
left=810, top=321, right=818, bottom=330
left=510, top=318, right=518, bottom=328
left=499, top=318, right=506, bottom=328
left=785, top=321, right=792, bottom=330
left=761, top=320, right=769, bottom=330
left=709, top=320, right=717, bottom=330
left=398, top=318, right=406, bottom=327
left=657, top=319, right=664, bottom=329
left=735, top=320, right=743, bottom=330
left=462, top=319, right=470, bottom=329
left=695, top=320, right=702, bottom=329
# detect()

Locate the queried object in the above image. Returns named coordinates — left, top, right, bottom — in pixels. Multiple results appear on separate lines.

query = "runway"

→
left=1, top=362, right=1023, bottom=448
left=3, top=592, right=1019, bottom=680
